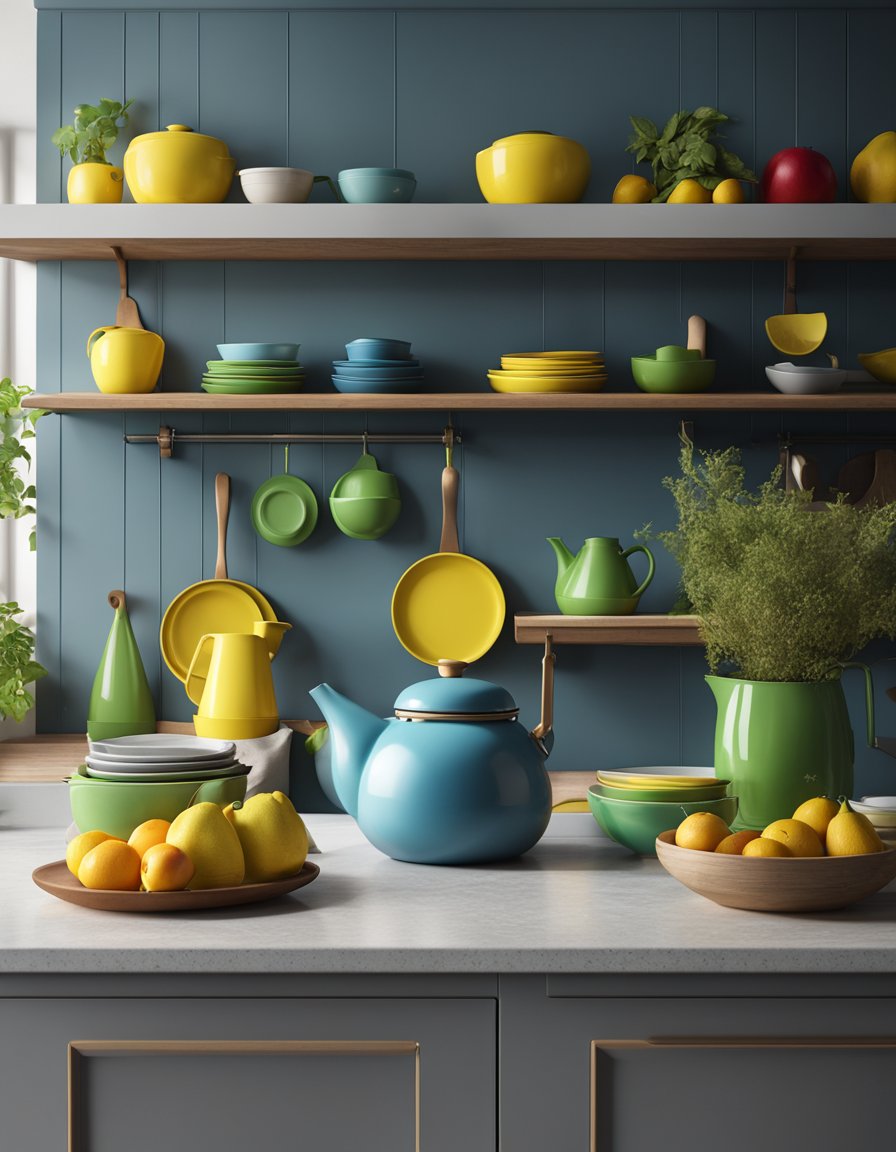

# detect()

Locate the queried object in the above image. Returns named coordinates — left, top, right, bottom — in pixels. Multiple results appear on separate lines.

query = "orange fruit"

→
left=761, top=818, right=825, bottom=857
left=127, top=818, right=172, bottom=859
left=77, top=840, right=142, bottom=891
left=140, top=842, right=195, bottom=892
left=65, top=829, right=121, bottom=877
left=791, top=797, right=840, bottom=843
left=715, top=829, right=761, bottom=855
left=612, top=174, right=657, bottom=204
left=743, top=837, right=792, bottom=858
left=675, top=811, right=731, bottom=851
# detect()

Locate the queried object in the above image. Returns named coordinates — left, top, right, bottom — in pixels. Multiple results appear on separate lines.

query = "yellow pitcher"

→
left=87, top=325, right=165, bottom=394
left=186, top=621, right=291, bottom=741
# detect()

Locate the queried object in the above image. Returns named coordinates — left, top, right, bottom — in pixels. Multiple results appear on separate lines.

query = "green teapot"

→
left=547, top=536, right=655, bottom=615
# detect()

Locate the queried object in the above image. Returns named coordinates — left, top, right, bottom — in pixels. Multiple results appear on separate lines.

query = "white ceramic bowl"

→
left=239, top=167, right=314, bottom=204
left=765, top=362, right=846, bottom=394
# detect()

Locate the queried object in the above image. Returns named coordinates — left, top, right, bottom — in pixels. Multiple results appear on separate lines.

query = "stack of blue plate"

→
left=331, top=336, right=426, bottom=394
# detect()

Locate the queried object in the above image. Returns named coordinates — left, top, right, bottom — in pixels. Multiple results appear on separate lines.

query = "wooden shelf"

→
left=1, top=203, right=895, bottom=262
left=515, top=613, right=703, bottom=645
left=23, top=390, right=896, bottom=413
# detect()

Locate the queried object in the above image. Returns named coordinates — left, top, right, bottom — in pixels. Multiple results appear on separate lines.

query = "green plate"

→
left=208, top=359, right=300, bottom=369
left=201, top=380, right=304, bottom=395
left=202, top=374, right=304, bottom=385
left=206, top=364, right=305, bottom=377
left=251, top=473, right=318, bottom=546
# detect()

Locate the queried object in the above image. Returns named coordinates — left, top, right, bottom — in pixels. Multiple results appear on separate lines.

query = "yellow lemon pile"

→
left=674, top=796, right=886, bottom=858
left=66, top=790, right=310, bottom=892
left=611, top=175, right=746, bottom=204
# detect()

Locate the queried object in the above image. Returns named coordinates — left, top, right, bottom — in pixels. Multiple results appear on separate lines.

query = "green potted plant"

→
left=0, top=380, right=47, bottom=725
left=51, top=97, right=133, bottom=204
left=648, top=435, right=896, bottom=829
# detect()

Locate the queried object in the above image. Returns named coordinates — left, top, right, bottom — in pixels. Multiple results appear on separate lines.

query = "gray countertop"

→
left=4, top=809, right=896, bottom=975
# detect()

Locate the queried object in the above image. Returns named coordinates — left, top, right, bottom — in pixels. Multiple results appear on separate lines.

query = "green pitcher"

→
left=87, top=590, right=156, bottom=740
left=547, top=536, right=655, bottom=615
left=706, top=664, right=876, bottom=831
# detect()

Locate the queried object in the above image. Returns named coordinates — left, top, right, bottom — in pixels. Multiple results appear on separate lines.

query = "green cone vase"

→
left=87, top=590, right=156, bottom=740
left=706, top=669, right=874, bottom=831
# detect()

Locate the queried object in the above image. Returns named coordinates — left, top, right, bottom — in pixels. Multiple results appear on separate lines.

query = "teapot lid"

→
left=394, top=660, right=517, bottom=720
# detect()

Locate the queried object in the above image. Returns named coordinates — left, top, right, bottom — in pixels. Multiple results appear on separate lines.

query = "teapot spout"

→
left=547, top=537, right=576, bottom=598
left=309, top=683, right=388, bottom=818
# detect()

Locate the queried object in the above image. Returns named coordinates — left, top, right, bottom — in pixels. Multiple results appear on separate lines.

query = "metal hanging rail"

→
left=124, top=424, right=460, bottom=459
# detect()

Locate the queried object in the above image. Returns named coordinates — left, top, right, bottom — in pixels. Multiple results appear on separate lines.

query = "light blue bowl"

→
left=346, top=338, right=413, bottom=361
left=332, top=363, right=424, bottom=379
left=331, top=375, right=427, bottom=395
left=337, top=168, right=416, bottom=204
left=217, top=342, right=299, bottom=361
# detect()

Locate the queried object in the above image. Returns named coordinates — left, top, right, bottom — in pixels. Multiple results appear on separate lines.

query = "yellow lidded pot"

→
left=475, top=131, right=590, bottom=204
left=123, top=124, right=236, bottom=204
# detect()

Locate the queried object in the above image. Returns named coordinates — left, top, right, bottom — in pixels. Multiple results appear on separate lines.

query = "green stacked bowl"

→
left=587, top=786, right=738, bottom=856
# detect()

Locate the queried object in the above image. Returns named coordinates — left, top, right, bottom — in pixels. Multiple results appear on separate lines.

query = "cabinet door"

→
left=0, top=996, right=495, bottom=1152
left=500, top=976, right=896, bottom=1152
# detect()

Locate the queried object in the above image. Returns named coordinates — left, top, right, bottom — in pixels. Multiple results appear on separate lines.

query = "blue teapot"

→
left=309, top=656, right=554, bottom=865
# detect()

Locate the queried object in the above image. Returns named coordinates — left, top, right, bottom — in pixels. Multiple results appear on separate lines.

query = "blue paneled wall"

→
left=34, top=5, right=896, bottom=807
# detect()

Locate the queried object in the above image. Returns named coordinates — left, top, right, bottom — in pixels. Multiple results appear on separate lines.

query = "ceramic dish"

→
left=596, top=769, right=725, bottom=789
left=630, top=355, right=716, bottom=394
left=217, top=342, right=299, bottom=361
left=503, top=350, right=600, bottom=360
left=331, top=376, right=427, bottom=394
left=251, top=473, right=318, bottom=546
left=332, top=358, right=420, bottom=369
left=84, top=750, right=241, bottom=771
left=487, top=372, right=606, bottom=394
left=655, top=829, right=896, bottom=912
left=332, top=364, right=424, bottom=379
left=852, top=797, right=896, bottom=827
left=590, top=780, right=731, bottom=803
left=160, top=580, right=276, bottom=684
left=337, top=167, right=416, bottom=204
left=207, top=359, right=300, bottom=369
left=765, top=363, right=845, bottom=394
left=345, top=338, right=413, bottom=360
left=858, top=348, right=896, bottom=384
left=32, top=859, right=320, bottom=913
left=205, top=364, right=306, bottom=378
left=201, top=380, right=304, bottom=395
left=88, top=734, right=236, bottom=760
left=499, top=360, right=602, bottom=374
left=83, top=762, right=249, bottom=783
left=588, top=789, right=738, bottom=856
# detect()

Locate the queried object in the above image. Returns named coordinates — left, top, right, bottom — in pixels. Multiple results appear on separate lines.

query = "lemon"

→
left=675, top=811, right=731, bottom=851
left=825, top=798, right=886, bottom=856
left=743, top=837, right=792, bottom=858
left=612, top=174, right=657, bottom=204
left=791, top=796, right=840, bottom=843
left=712, top=178, right=745, bottom=204
left=715, top=829, right=761, bottom=854
left=65, top=829, right=120, bottom=877
left=167, top=802, right=245, bottom=889
left=127, top=818, right=171, bottom=860
left=761, top=818, right=824, bottom=857
left=667, top=179, right=712, bottom=204
left=223, top=791, right=309, bottom=883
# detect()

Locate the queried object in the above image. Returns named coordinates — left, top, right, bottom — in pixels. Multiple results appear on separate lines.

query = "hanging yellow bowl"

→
left=764, top=312, right=828, bottom=357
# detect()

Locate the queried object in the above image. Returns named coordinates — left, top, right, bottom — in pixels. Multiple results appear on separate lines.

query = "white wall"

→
left=0, top=0, right=38, bottom=736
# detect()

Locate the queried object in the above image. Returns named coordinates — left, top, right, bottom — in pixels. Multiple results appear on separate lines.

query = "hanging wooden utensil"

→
left=686, top=315, right=707, bottom=358
left=855, top=449, right=896, bottom=509
left=112, top=246, right=145, bottom=330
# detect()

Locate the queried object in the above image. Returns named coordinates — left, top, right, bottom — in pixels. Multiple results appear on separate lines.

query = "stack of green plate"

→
left=201, top=359, right=305, bottom=395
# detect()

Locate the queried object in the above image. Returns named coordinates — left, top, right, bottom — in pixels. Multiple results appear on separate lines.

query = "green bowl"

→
left=587, top=787, right=738, bottom=855
left=590, top=780, right=731, bottom=803
left=329, top=495, right=401, bottom=540
left=630, top=355, right=716, bottom=394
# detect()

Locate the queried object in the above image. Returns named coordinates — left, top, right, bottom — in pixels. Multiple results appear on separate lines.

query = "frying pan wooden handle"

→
left=108, top=589, right=126, bottom=612
left=215, top=472, right=230, bottom=580
left=440, top=465, right=460, bottom=553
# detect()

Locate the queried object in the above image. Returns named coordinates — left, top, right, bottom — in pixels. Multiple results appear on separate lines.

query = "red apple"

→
left=760, top=147, right=838, bottom=203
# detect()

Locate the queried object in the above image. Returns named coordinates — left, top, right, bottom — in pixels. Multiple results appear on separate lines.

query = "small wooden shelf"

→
left=514, top=613, right=703, bottom=645
left=22, top=390, right=896, bottom=413
left=2, top=203, right=895, bottom=263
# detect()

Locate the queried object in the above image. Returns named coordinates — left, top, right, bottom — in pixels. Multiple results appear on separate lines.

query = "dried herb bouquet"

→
left=648, top=436, right=896, bottom=683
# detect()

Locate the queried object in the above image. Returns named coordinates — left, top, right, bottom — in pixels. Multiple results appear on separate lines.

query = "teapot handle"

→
left=87, top=326, right=116, bottom=358
left=839, top=661, right=876, bottom=748
left=621, top=543, right=655, bottom=599
left=185, top=634, right=215, bottom=707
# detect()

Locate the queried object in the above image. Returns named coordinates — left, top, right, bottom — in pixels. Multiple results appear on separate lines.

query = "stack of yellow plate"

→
left=487, top=350, right=607, bottom=394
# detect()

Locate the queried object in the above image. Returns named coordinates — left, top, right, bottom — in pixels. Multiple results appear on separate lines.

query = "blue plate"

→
left=332, top=364, right=424, bottom=379
left=332, top=358, right=420, bottom=369
left=331, top=375, right=427, bottom=394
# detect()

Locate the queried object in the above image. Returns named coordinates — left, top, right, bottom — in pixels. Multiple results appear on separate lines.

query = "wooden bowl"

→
left=654, top=830, right=896, bottom=912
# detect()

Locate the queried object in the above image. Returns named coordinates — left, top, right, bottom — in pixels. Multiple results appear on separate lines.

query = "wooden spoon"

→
left=112, top=246, right=144, bottom=330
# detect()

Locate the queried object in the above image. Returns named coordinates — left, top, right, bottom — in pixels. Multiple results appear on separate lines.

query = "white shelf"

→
left=1, top=203, right=895, bottom=262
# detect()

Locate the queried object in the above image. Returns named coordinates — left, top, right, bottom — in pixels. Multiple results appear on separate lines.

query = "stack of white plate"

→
left=851, top=796, right=896, bottom=841
left=84, top=733, right=248, bottom=783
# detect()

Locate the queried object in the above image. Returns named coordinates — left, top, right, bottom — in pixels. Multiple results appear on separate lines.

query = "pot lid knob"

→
left=166, top=124, right=193, bottom=133
left=437, top=659, right=467, bottom=679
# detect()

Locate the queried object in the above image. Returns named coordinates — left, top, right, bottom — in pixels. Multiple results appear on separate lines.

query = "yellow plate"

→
left=160, top=578, right=277, bottom=683
left=391, top=552, right=505, bottom=665
left=764, top=312, right=827, bottom=356
left=597, top=770, right=724, bottom=789
left=500, top=360, right=602, bottom=373
left=552, top=799, right=590, bottom=812
left=488, top=372, right=606, bottom=394
left=503, top=350, right=601, bottom=360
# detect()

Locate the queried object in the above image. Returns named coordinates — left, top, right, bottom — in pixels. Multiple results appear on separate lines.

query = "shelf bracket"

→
left=126, top=423, right=461, bottom=460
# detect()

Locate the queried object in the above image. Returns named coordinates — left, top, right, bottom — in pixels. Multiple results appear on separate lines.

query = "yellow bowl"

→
left=858, top=347, right=896, bottom=384
left=503, top=350, right=601, bottom=360
left=475, top=132, right=590, bottom=204
left=487, top=372, right=606, bottom=394
left=124, top=124, right=236, bottom=204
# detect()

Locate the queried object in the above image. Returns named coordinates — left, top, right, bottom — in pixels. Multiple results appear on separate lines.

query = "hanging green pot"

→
left=706, top=664, right=875, bottom=831
left=87, top=590, right=156, bottom=741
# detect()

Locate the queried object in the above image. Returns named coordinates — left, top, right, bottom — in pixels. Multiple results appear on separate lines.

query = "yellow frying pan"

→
left=160, top=472, right=276, bottom=685
left=391, top=452, right=505, bottom=666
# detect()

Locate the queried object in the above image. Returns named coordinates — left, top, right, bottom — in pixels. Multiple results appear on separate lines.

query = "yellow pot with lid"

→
left=123, top=124, right=236, bottom=203
left=475, top=131, right=590, bottom=204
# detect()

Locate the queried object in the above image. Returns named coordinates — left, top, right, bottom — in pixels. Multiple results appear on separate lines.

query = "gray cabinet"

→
left=499, top=974, right=896, bottom=1152
left=0, top=982, right=495, bottom=1152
